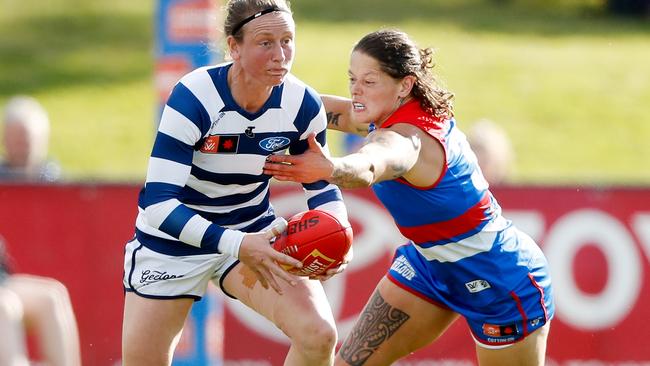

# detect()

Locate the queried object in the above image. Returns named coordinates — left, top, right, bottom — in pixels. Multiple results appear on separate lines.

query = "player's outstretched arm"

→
left=322, top=95, right=371, bottom=136
left=264, top=126, right=421, bottom=188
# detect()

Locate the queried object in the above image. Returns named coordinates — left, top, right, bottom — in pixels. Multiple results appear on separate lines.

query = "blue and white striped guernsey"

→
left=134, top=62, right=345, bottom=257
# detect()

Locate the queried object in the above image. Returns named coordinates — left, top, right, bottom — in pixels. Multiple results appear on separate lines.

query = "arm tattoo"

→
left=331, top=159, right=374, bottom=188
left=368, top=133, right=412, bottom=179
left=326, top=111, right=341, bottom=127
left=388, top=162, right=409, bottom=179
left=339, top=291, right=410, bottom=366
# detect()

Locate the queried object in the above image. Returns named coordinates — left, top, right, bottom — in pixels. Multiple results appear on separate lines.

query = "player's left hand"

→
left=263, top=133, right=333, bottom=183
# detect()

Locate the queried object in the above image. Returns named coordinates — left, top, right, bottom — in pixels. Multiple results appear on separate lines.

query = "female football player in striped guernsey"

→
left=265, top=29, right=554, bottom=366
left=122, top=1, right=350, bottom=365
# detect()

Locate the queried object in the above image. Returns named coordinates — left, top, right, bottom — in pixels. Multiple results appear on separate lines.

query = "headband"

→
left=231, top=6, right=288, bottom=35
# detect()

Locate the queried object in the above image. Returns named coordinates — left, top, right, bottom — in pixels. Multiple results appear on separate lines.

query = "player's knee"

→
left=40, top=277, right=71, bottom=301
left=290, top=315, right=338, bottom=357
left=122, top=329, right=173, bottom=366
left=33, top=279, right=73, bottom=315
left=12, top=275, right=73, bottom=306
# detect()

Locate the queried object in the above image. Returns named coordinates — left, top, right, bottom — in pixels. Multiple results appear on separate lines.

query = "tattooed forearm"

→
left=364, top=134, right=412, bottom=179
left=328, top=130, right=419, bottom=186
left=330, top=157, right=375, bottom=188
left=326, top=111, right=341, bottom=127
left=339, top=291, right=410, bottom=366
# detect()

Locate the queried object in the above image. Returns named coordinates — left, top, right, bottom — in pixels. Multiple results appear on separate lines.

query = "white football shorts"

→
left=123, top=237, right=239, bottom=301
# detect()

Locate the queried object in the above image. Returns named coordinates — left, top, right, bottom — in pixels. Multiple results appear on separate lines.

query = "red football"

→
left=273, top=209, right=353, bottom=277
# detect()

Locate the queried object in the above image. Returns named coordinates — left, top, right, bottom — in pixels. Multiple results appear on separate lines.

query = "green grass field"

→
left=1, top=0, right=649, bottom=184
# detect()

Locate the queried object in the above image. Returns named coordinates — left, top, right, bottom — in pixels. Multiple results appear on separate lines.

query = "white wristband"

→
left=217, top=229, right=246, bottom=258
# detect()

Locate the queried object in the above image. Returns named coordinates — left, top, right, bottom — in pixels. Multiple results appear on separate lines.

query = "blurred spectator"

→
left=0, top=96, right=61, bottom=182
left=466, top=118, right=514, bottom=185
left=0, top=237, right=81, bottom=366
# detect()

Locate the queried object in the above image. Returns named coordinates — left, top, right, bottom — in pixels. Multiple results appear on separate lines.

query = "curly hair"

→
left=353, top=29, right=454, bottom=120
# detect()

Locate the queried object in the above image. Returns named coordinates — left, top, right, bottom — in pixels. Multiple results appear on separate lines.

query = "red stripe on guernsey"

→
left=528, top=273, right=549, bottom=322
left=510, top=291, right=529, bottom=336
left=396, top=192, right=491, bottom=244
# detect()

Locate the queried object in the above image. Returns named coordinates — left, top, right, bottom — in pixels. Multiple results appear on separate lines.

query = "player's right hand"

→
left=263, top=133, right=333, bottom=184
left=238, top=227, right=302, bottom=295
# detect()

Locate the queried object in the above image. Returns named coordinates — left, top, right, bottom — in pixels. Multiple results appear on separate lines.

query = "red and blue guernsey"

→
left=375, top=100, right=554, bottom=348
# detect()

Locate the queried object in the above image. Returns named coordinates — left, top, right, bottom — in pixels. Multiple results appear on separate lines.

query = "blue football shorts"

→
left=387, top=226, right=554, bottom=348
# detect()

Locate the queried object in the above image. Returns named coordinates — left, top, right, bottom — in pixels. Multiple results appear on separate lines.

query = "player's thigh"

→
left=336, top=276, right=459, bottom=366
left=222, top=262, right=335, bottom=336
left=122, top=292, right=193, bottom=365
left=476, top=322, right=550, bottom=366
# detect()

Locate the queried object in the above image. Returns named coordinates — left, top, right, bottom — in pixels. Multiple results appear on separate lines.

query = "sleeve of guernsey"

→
left=141, top=78, right=245, bottom=257
left=289, top=88, right=349, bottom=224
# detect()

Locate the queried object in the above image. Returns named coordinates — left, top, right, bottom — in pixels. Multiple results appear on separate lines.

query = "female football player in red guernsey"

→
left=264, top=29, right=554, bottom=366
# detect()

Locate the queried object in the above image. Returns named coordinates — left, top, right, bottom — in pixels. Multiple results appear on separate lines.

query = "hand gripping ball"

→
left=273, top=210, right=353, bottom=276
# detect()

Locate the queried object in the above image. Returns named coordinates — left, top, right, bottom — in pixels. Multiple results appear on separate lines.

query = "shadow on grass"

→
left=292, top=0, right=649, bottom=36
left=0, top=11, right=153, bottom=96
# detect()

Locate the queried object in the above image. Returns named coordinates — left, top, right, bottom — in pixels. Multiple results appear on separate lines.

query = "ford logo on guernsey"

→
left=259, top=136, right=291, bottom=152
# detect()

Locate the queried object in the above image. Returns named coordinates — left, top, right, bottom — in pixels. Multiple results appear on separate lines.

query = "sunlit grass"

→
left=0, top=0, right=648, bottom=184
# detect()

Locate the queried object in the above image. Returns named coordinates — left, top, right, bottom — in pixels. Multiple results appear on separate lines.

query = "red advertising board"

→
left=224, top=186, right=650, bottom=365
left=1, top=184, right=649, bottom=365
left=0, top=184, right=136, bottom=366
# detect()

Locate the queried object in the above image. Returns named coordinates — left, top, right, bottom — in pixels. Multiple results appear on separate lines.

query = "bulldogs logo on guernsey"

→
left=390, top=255, right=416, bottom=280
